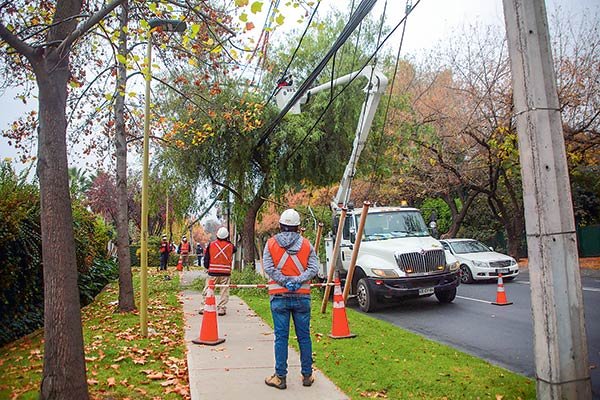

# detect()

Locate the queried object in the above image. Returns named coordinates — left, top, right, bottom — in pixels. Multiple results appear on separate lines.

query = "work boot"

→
left=218, top=309, right=226, bottom=316
left=265, top=374, right=286, bottom=390
left=198, top=309, right=204, bottom=315
left=302, top=374, right=314, bottom=387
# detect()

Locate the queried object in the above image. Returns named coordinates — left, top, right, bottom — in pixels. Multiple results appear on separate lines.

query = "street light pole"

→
left=140, top=19, right=187, bottom=337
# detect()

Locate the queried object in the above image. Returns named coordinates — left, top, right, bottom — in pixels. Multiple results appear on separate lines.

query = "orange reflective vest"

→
left=208, top=240, right=234, bottom=275
left=267, top=237, right=312, bottom=295
left=179, top=241, right=191, bottom=254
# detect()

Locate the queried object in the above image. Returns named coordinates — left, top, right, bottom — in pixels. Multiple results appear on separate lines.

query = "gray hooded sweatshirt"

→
left=263, top=231, right=319, bottom=297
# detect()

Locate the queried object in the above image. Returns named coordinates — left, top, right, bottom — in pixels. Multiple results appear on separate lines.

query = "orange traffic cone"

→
left=492, top=273, right=513, bottom=306
left=176, top=256, right=183, bottom=271
left=192, top=279, right=226, bottom=345
left=328, top=275, right=357, bottom=339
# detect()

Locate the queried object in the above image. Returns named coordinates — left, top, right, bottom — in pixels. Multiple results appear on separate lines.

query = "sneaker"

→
left=198, top=309, right=204, bottom=315
left=302, top=374, right=314, bottom=387
left=218, top=310, right=226, bottom=316
left=265, top=374, right=286, bottom=390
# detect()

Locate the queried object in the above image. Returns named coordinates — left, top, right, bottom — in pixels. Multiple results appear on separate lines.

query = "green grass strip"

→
left=0, top=268, right=189, bottom=399
left=236, top=280, right=535, bottom=400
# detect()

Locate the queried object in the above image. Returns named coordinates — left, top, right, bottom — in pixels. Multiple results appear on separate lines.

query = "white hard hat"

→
left=279, top=209, right=301, bottom=226
left=216, top=227, right=229, bottom=239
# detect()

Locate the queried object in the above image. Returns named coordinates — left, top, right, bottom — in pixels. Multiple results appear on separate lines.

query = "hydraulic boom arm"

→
left=275, top=66, right=388, bottom=209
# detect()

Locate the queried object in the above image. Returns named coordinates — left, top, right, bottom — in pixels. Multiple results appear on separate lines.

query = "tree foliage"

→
left=0, top=161, right=117, bottom=346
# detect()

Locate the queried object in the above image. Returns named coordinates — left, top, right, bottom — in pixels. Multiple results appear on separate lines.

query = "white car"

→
left=439, top=238, right=519, bottom=284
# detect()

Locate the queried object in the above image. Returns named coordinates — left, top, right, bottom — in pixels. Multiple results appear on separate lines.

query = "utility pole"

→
left=502, top=1, right=591, bottom=399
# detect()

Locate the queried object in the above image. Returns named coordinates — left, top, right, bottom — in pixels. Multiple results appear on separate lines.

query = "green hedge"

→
left=0, top=162, right=117, bottom=346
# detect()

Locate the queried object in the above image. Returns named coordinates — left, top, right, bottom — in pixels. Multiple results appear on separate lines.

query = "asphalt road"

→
left=354, top=270, right=600, bottom=399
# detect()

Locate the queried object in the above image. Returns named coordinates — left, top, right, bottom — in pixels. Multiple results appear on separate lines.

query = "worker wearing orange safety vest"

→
left=178, top=235, right=191, bottom=270
left=199, top=227, right=236, bottom=316
left=264, top=209, right=318, bottom=390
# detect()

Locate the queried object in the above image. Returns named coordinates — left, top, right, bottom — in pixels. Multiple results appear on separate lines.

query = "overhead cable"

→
left=279, top=0, right=421, bottom=162
left=263, top=0, right=322, bottom=107
left=253, top=0, right=378, bottom=151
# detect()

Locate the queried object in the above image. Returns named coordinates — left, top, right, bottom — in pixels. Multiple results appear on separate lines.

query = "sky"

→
left=0, top=0, right=598, bottom=174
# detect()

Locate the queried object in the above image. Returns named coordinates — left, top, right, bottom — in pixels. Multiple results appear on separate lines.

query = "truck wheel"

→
left=435, top=287, right=457, bottom=303
left=356, top=278, right=378, bottom=313
left=460, top=265, right=474, bottom=284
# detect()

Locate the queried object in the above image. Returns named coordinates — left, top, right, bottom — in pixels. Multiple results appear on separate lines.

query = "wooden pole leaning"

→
left=342, top=201, right=370, bottom=301
left=314, top=222, right=324, bottom=255
left=321, top=208, right=347, bottom=314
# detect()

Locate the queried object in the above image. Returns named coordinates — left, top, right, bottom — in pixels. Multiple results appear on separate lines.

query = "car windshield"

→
left=449, top=240, right=490, bottom=254
left=362, top=211, right=429, bottom=241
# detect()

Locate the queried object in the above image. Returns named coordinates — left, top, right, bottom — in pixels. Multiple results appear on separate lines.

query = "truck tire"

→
left=459, top=264, right=474, bottom=284
left=356, top=278, right=378, bottom=313
left=435, top=287, right=457, bottom=304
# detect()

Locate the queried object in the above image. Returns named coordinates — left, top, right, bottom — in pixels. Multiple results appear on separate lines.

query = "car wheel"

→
left=435, top=287, right=457, bottom=303
left=460, top=264, right=474, bottom=284
left=356, top=278, right=378, bottom=313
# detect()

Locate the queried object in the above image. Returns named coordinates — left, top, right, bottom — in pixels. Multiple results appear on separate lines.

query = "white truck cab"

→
left=324, top=206, right=461, bottom=312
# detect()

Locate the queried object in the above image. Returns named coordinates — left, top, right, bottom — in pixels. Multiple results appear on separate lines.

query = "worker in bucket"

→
left=263, top=209, right=318, bottom=390
left=200, top=227, right=236, bottom=316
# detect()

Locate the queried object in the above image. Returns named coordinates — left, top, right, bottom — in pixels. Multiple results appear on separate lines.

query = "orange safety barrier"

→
left=492, top=273, right=513, bottom=306
left=328, top=275, right=356, bottom=339
left=192, top=279, right=226, bottom=345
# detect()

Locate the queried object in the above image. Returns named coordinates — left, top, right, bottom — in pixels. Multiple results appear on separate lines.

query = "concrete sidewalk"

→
left=181, top=270, right=349, bottom=400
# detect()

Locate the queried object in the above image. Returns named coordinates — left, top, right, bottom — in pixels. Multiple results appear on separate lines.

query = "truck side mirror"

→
left=349, top=228, right=356, bottom=243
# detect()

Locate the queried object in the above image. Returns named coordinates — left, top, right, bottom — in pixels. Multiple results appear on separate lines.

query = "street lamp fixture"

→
left=140, top=18, right=187, bottom=337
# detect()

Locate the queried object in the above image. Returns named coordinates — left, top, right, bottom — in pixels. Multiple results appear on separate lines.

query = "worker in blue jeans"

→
left=263, top=209, right=319, bottom=390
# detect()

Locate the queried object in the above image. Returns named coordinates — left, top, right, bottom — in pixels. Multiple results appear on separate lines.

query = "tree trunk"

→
left=505, top=209, right=525, bottom=260
left=241, top=195, right=265, bottom=267
left=442, top=191, right=478, bottom=238
left=36, top=59, right=89, bottom=399
left=114, top=0, right=135, bottom=312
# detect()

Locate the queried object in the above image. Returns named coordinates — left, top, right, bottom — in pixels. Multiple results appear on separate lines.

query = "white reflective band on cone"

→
left=203, top=304, right=216, bottom=312
left=333, top=301, right=345, bottom=308
left=334, top=285, right=342, bottom=295
left=206, top=288, right=214, bottom=297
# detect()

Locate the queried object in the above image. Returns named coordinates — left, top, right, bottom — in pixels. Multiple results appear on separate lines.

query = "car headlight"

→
left=473, top=261, right=489, bottom=268
left=371, top=268, right=399, bottom=278
left=510, top=258, right=517, bottom=265
left=449, top=261, right=460, bottom=271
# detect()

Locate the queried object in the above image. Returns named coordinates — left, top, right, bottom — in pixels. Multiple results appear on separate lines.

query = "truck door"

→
left=340, top=213, right=355, bottom=270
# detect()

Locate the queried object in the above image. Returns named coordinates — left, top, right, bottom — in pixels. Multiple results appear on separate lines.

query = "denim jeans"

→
left=270, top=296, right=312, bottom=377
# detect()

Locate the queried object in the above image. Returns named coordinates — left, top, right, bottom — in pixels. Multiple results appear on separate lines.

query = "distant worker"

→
left=159, top=235, right=172, bottom=271
left=200, top=227, right=236, bottom=316
left=196, top=242, right=204, bottom=266
left=178, top=235, right=191, bottom=270
left=263, top=209, right=318, bottom=390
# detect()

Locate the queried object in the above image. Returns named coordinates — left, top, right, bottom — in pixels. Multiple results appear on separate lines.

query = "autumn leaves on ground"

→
left=0, top=270, right=189, bottom=400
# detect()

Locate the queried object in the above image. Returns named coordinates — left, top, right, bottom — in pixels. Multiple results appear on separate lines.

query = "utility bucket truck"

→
left=276, top=67, right=460, bottom=312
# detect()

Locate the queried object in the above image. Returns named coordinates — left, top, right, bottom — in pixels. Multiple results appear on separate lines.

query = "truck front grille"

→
left=395, top=249, right=446, bottom=274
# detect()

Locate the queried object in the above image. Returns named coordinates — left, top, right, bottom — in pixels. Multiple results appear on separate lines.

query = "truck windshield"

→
left=362, top=211, right=429, bottom=241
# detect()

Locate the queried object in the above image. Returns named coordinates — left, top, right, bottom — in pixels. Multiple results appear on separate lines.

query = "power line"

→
left=253, top=0, right=377, bottom=151
left=263, top=0, right=322, bottom=107
left=278, top=0, right=421, bottom=165
left=369, top=0, right=413, bottom=186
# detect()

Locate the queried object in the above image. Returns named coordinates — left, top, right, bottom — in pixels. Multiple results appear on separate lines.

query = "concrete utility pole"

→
left=502, top=1, right=591, bottom=399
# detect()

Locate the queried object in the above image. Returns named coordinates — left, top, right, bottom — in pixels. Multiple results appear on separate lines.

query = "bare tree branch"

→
left=0, top=22, right=35, bottom=59
left=57, top=0, right=127, bottom=56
